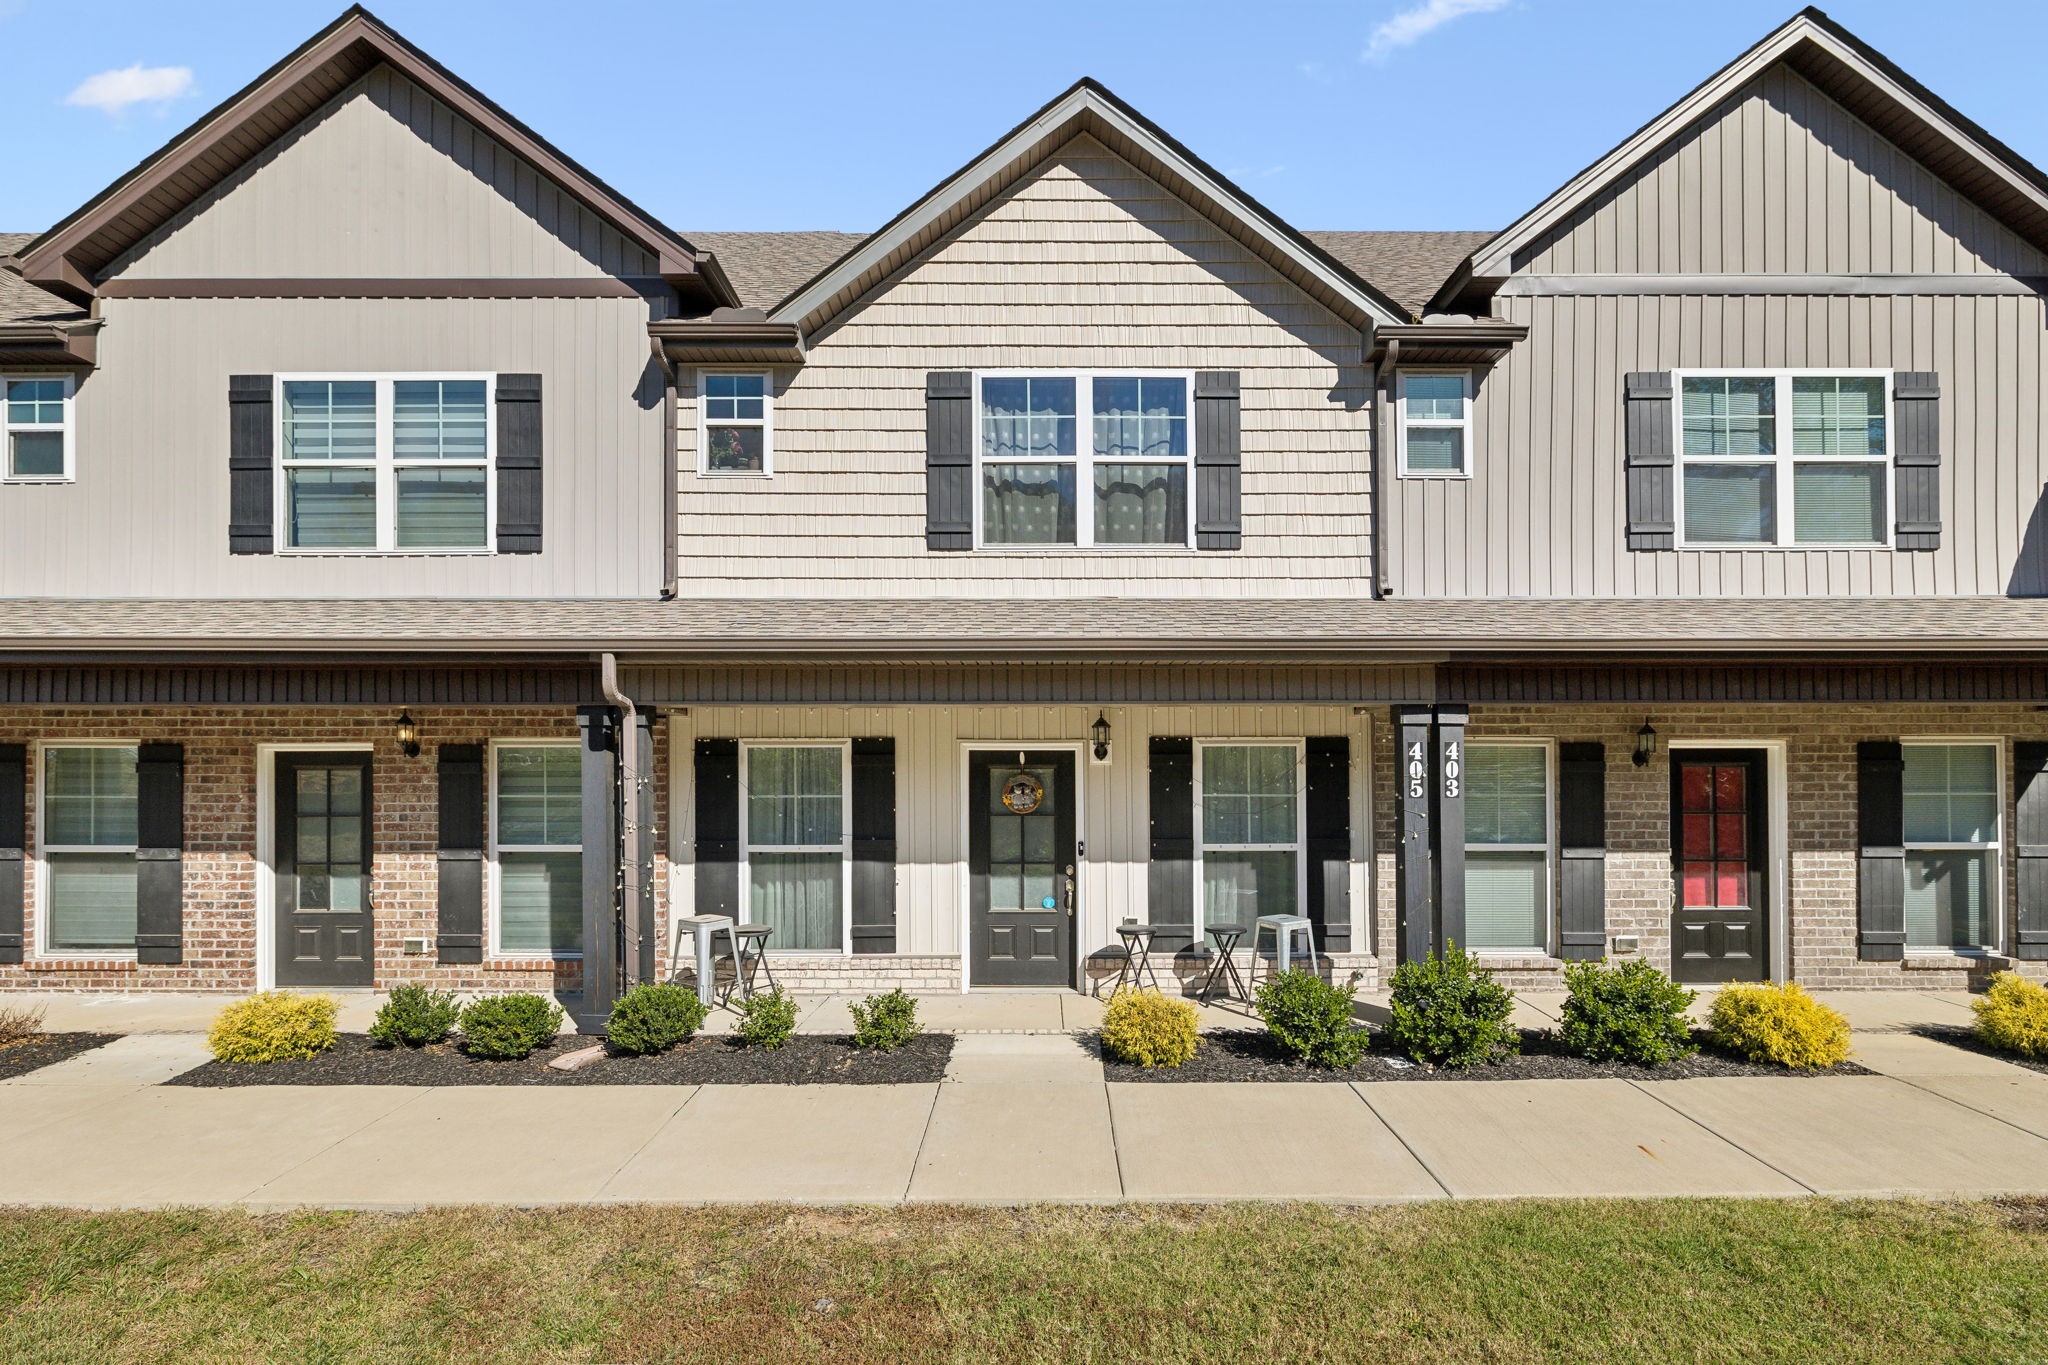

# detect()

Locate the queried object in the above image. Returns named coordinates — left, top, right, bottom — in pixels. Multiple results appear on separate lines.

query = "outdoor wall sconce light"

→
left=395, top=710, right=420, bottom=758
left=1091, top=711, right=1112, bottom=763
left=1632, top=717, right=1658, bottom=768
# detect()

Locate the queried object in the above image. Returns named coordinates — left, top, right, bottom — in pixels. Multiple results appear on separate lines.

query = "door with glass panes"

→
left=274, top=752, right=374, bottom=987
left=1670, top=751, right=1767, bottom=983
left=969, top=750, right=1076, bottom=986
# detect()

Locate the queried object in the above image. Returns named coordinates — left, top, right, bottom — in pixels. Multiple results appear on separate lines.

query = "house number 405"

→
left=1441, top=740, right=1462, bottom=800
left=1405, top=741, right=1427, bottom=800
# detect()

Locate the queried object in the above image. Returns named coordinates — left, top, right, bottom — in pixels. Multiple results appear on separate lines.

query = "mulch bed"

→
left=166, top=1031, right=953, bottom=1086
left=1912, top=1024, right=2048, bottom=1077
left=0, top=1032, right=118, bottom=1081
left=1094, top=1028, right=1872, bottom=1082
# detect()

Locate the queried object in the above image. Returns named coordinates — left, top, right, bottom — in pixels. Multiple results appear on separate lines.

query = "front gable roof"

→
left=14, top=6, right=735, bottom=308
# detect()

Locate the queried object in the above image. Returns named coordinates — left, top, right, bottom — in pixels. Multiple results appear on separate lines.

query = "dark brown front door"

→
left=969, top=750, right=1076, bottom=987
left=275, top=752, right=374, bottom=988
left=1670, top=750, right=1767, bottom=983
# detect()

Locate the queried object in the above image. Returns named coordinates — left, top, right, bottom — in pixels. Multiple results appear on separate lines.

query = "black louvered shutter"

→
left=0, top=745, right=21, bottom=964
left=2016, top=742, right=2048, bottom=960
left=496, top=373, right=543, bottom=553
left=850, top=738, right=897, bottom=953
left=1147, top=737, right=1195, bottom=954
left=436, top=744, right=485, bottom=964
left=1858, top=740, right=1906, bottom=961
left=694, top=739, right=740, bottom=919
left=229, top=375, right=274, bottom=554
left=1893, top=372, right=1940, bottom=551
left=1194, top=371, right=1241, bottom=550
left=1558, top=742, right=1607, bottom=960
left=1304, top=737, right=1350, bottom=953
left=134, top=743, right=184, bottom=964
left=926, top=372, right=973, bottom=549
left=1624, top=371, right=1674, bottom=550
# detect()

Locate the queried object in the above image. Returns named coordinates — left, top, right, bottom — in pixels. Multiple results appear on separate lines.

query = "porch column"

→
left=624, top=709, right=658, bottom=988
left=577, top=705, right=622, bottom=1031
left=1433, top=707, right=1468, bottom=955
left=1394, top=705, right=1435, bottom=964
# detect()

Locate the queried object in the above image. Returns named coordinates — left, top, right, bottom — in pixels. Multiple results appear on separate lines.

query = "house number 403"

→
left=1405, top=741, right=1427, bottom=800
left=1441, top=740, right=1462, bottom=800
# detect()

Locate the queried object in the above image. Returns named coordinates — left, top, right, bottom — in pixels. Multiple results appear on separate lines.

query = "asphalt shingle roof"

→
left=0, top=233, right=85, bottom=325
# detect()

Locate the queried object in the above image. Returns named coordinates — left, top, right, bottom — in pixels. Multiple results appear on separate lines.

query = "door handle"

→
left=1063, top=864, right=1076, bottom=917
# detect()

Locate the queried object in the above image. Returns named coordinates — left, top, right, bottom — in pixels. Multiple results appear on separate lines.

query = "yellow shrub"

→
left=208, top=991, right=339, bottom=1063
left=1973, top=972, right=2048, bottom=1059
left=1100, top=988, right=1200, bottom=1068
left=1707, top=982, right=1851, bottom=1070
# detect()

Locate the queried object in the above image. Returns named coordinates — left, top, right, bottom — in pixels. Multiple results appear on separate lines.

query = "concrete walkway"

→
left=3, top=988, right=2045, bottom=1209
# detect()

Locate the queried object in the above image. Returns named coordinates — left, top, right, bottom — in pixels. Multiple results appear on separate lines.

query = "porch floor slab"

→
left=943, top=1033, right=1101, bottom=1084
left=908, top=1082, right=1121, bottom=1202
left=1847, top=1032, right=2021, bottom=1079
left=1803, top=990, right=1978, bottom=1032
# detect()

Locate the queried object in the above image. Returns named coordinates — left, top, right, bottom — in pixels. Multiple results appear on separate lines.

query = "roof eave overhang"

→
left=0, top=321, right=101, bottom=369
left=649, top=316, right=806, bottom=365
left=1368, top=320, right=1527, bottom=368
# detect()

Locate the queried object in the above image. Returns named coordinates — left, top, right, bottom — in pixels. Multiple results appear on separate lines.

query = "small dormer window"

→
left=700, top=372, right=772, bottom=475
left=1396, top=370, right=1470, bottom=478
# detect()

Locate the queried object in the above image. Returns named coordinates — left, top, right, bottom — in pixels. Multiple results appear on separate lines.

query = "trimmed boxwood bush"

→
left=1558, top=959, right=1697, bottom=1065
left=1255, top=970, right=1368, bottom=1069
left=1973, top=972, right=2048, bottom=1059
left=458, top=993, right=564, bottom=1060
left=367, top=984, right=460, bottom=1049
left=735, top=988, right=799, bottom=1050
left=1385, top=944, right=1518, bottom=1068
left=849, top=988, right=922, bottom=1052
left=606, top=983, right=709, bottom=1056
left=1707, top=982, right=1850, bottom=1070
left=1100, top=988, right=1200, bottom=1068
left=209, top=991, right=339, bottom=1063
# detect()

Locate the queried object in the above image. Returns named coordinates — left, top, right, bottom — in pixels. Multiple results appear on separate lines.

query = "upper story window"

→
left=4, top=376, right=73, bottom=482
left=977, top=373, right=1192, bottom=548
left=700, top=372, right=771, bottom=475
left=1397, top=370, right=1471, bottom=478
left=1677, top=371, right=1888, bottom=548
left=278, top=375, right=491, bottom=552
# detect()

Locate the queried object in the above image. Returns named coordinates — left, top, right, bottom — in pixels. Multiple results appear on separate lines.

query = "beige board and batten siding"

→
left=1394, top=67, right=2048, bottom=599
left=672, top=135, right=1375, bottom=599
left=668, top=704, right=1373, bottom=963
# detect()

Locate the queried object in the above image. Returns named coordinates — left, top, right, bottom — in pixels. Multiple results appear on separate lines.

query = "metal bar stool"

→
left=1249, top=914, right=1316, bottom=990
left=716, top=923, right=777, bottom=1005
left=1107, top=922, right=1162, bottom=994
left=1198, top=923, right=1250, bottom=1004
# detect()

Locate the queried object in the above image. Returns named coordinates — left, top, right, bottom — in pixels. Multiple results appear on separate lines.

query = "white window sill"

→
left=1396, top=470, right=1470, bottom=481
left=2, top=476, right=74, bottom=485
left=1902, top=950, right=2005, bottom=969
left=274, top=549, right=498, bottom=558
left=1470, top=953, right=1564, bottom=971
left=696, top=470, right=772, bottom=479
left=1678, top=542, right=1892, bottom=552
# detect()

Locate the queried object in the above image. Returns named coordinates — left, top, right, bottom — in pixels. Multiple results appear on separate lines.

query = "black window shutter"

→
left=1893, top=372, right=1941, bottom=551
left=694, top=738, right=740, bottom=918
left=925, top=372, right=973, bottom=549
left=1304, top=736, right=1350, bottom=954
left=850, top=737, right=897, bottom=954
left=134, top=743, right=184, bottom=964
left=1194, top=371, right=1241, bottom=550
left=1558, top=742, right=1607, bottom=960
left=1147, top=737, right=1195, bottom=954
left=436, top=744, right=485, bottom=964
left=1857, top=740, right=1907, bottom=960
left=496, top=373, right=543, bottom=554
left=0, top=745, right=22, bottom=964
left=2016, top=742, right=2048, bottom=960
left=1624, top=371, right=1674, bottom=550
left=228, top=375, right=274, bottom=555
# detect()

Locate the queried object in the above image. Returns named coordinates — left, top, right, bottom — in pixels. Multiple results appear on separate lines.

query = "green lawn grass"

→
left=2, top=1199, right=2044, bottom=1363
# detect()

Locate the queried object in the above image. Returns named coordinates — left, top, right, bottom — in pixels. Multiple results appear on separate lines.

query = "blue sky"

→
left=1, top=0, right=2044, bottom=237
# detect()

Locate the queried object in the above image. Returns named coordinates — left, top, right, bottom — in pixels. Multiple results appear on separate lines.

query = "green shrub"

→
left=1707, top=982, right=1851, bottom=1069
left=606, top=983, right=709, bottom=1056
left=849, top=988, right=921, bottom=1052
left=208, top=991, right=338, bottom=1063
left=367, top=984, right=460, bottom=1049
left=1558, top=959, right=1697, bottom=1065
left=1385, top=944, right=1518, bottom=1068
left=1973, top=972, right=2048, bottom=1059
left=458, top=993, right=565, bottom=1060
left=1255, top=970, right=1368, bottom=1069
left=735, top=988, right=799, bottom=1050
left=1099, top=988, right=1200, bottom=1068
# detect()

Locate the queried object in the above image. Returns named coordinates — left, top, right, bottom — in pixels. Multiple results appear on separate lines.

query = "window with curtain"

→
left=978, top=374, right=1191, bottom=547
left=494, top=745, right=583, bottom=956
left=281, top=376, right=491, bottom=551
left=42, top=746, right=139, bottom=953
left=1678, top=372, right=1887, bottom=547
left=1398, top=370, right=1470, bottom=476
left=745, top=745, right=847, bottom=951
left=5, top=376, right=73, bottom=481
left=1198, top=743, right=1300, bottom=936
left=701, top=373, right=770, bottom=474
left=1462, top=744, right=1550, bottom=953
left=1902, top=742, right=1999, bottom=951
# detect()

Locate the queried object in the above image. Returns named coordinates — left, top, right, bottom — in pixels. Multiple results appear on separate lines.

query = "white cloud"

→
left=1364, top=0, right=1512, bottom=61
left=64, top=64, right=195, bottom=117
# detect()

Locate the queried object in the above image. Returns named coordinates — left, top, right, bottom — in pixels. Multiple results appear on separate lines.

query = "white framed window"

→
left=1194, top=740, right=1304, bottom=940
left=1396, top=369, right=1471, bottom=478
left=490, top=742, right=583, bottom=958
left=1462, top=741, right=1553, bottom=954
left=975, top=372, right=1194, bottom=548
left=741, top=742, right=851, bottom=953
left=699, top=371, right=772, bottom=475
left=1675, top=370, right=1890, bottom=548
left=276, top=374, right=493, bottom=552
left=1902, top=740, right=2002, bottom=953
left=4, top=374, right=74, bottom=482
left=37, top=743, right=139, bottom=956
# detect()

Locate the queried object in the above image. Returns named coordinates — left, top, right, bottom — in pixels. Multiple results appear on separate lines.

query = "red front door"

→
left=1670, top=752, right=1767, bottom=983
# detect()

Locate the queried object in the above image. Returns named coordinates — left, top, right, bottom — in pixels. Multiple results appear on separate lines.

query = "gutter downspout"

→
left=599, top=652, right=653, bottom=990
left=1370, top=336, right=1400, bottom=600
left=651, top=338, right=680, bottom=599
